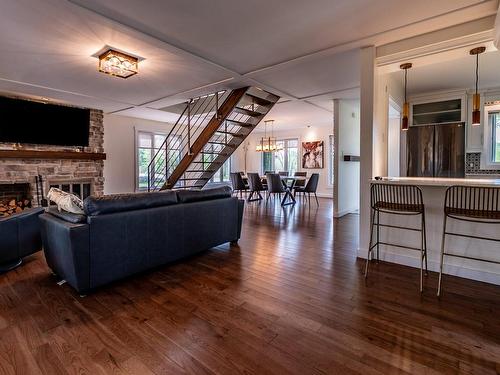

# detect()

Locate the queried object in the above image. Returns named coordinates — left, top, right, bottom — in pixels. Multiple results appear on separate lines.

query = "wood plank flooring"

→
left=1, top=198, right=500, bottom=374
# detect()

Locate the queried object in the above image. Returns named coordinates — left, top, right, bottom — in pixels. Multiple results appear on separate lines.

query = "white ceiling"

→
left=391, top=49, right=500, bottom=95
left=0, top=0, right=498, bottom=128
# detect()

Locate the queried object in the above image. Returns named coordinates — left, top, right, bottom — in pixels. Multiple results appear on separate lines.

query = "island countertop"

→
left=371, top=177, right=500, bottom=188
left=366, top=176, right=500, bottom=286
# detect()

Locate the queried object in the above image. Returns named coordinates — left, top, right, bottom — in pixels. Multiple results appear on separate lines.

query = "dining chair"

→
left=247, top=173, right=267, bottom=202
left=294, top=173, right=319, bottom=206
left=266, top=173, right=295, bottom=206
left=230, top=172, right=248, bottom=198
left=278, top=171, right=289, bottom=177
left=293, top=171, right=307, bottom=190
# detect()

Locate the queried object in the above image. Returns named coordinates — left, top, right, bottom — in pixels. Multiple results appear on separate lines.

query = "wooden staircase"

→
left=147, top=87, right=279, bottom=191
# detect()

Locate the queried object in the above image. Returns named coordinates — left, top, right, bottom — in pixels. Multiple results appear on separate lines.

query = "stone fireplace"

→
left=0, top=183, right=31, bottom=216
left=0, top=109, right=104, bottom=207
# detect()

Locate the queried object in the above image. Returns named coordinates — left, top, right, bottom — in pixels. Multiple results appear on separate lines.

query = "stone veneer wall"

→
left=0, top=109, right=104, bottom=205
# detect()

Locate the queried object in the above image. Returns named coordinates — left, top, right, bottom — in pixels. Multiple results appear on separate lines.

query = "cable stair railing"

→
left=147, top=86, right=280, bottom=191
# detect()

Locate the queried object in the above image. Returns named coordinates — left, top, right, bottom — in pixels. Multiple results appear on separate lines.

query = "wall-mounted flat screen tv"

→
left=0, top=96, right=90, bottom=147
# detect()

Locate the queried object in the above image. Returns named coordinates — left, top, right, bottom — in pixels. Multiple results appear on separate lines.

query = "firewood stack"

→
left=0, top=199, right=31, bottom=217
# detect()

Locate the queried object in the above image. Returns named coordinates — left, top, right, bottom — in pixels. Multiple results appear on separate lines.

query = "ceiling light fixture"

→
left=256, top=120, right=283, bottom=152
left=400, top=62, right=412, bottom=131
left=98, top=49, right=138, bottom=79
left=470, top=46, right=486, bottom=126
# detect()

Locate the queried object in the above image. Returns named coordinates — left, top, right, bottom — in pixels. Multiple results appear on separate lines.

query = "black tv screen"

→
left=0, top=96, right=90, bottom=147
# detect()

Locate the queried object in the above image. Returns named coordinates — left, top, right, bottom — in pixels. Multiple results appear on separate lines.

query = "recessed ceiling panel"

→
left=72, top=0, right=489, bottom=73
left=0, top=0, right=232, bottom=111
left=249, top=49, right=361, bottom=99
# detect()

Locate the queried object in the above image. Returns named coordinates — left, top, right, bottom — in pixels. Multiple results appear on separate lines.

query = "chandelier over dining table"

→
left=255, top=120, right=283, bottom=152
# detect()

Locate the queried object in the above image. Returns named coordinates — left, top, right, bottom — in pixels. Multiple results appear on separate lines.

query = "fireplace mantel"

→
left=0, top=150, right=106, bottom=160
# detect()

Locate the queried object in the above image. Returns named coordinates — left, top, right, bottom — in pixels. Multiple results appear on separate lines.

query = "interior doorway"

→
left=388, top=98, right=401, bottom=177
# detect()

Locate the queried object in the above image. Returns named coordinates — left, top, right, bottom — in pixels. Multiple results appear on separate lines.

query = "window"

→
left=136, top=131, right=181, bottom=191
left=261, top=138, right=298, bottom=174
left=211, top=158, right=231, bottom=183
left=490, top=111, right=500, bottom=163
left=328, top=134, right=334, bottom=185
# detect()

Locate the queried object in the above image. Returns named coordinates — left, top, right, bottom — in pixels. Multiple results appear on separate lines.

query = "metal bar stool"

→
left=365, top=183, right=428, bottom=292
left=438, top=185, right=500, bottom=296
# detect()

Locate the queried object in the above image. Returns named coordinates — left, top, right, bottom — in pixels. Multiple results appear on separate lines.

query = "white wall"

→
left=359, top=51, right=405, bottom=257
left=334, top=99, right=360, bottom=217
left=233, top=123, right=334, bottom=197
left=103, top=114, right=173, bottom=194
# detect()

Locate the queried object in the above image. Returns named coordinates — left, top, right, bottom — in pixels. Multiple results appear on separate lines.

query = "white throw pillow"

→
left=47, top=187, right=84, bottom=214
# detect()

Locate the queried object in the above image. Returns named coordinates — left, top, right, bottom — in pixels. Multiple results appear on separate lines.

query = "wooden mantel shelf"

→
left=0, top=149, right=106, bottom=160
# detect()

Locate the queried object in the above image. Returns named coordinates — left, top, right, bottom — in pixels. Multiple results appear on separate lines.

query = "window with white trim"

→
left=490, top=111, right=500, bottom=163
left=261, top=138, right=298, bottom=174
left=136, top=131, right=181, bottom=191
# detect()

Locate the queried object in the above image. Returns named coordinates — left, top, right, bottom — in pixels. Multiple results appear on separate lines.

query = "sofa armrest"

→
left=237, top=199, right=245, bottom=240
left=0, top=207, right=44, bottom=263
left=39, top=213, right=90, bottom=293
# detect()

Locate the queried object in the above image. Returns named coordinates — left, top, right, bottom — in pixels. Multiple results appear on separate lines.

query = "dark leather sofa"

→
left=39, top=186, right=244, bottom=293
left=0, top=207, right=45, bottom=272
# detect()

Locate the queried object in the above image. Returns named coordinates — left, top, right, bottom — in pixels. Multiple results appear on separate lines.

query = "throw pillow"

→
left=47, top=187, right=84, bottom=214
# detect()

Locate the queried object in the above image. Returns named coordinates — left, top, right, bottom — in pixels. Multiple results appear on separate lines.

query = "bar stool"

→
left=438, top=185, right=500, bottom=297
left=365, top=183, right=428, bottom=292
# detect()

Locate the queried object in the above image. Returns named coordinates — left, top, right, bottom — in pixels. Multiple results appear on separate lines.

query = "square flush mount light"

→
left=98, top=49, right=138, bottom=79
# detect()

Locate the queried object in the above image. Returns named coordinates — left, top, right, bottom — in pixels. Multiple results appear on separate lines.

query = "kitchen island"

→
left=369, top=177, right=500, bottom=286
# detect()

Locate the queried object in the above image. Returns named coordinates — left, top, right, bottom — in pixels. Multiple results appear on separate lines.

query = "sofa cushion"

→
left=176, top=186, right=232, bottom=203
left=84, top=191, right=178, bottom=216
left=47, top=206, right=87, bottom=224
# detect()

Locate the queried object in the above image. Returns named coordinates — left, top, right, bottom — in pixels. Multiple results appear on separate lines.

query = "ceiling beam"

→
left=68, top=0, right=498, bottom=110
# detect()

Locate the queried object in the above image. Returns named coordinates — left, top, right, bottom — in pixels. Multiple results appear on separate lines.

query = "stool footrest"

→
left=444, top=231, right=500, bottom=243
left=443, top=251, right=500, bottom=265
left=377, top=223, right=422, bottom=232
left=370, top=241, right=423, bottom=252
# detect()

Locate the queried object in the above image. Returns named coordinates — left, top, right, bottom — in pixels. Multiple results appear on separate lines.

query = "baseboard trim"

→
left=356, top=247, right=500, bottom=286
left=334, top=207, right=358, bottom=217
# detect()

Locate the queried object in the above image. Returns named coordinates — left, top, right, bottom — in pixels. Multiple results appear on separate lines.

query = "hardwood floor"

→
left=1, top=198, right=500, bottom=374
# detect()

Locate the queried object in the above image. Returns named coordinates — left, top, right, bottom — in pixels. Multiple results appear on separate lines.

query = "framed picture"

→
left=302, top=141, right=324, bottom=169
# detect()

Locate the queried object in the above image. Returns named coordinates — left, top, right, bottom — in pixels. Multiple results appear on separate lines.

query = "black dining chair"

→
left=247, top=173, right=267, bottom=202
left=294, top=173, right=319, bottom=206
left=266, top=173, right=295, bottom=206
left=230, top=172, right=248, bottom=198
left=293, top=171, right=307, bottom=190
left=278, top=171, right=289, bottom=177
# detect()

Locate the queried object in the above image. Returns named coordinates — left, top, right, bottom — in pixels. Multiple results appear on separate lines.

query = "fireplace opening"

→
left=0, top=183, right=31, bottom=217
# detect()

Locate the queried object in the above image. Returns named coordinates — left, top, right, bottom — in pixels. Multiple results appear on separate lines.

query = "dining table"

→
left=259, top=175, right=308, bottom=205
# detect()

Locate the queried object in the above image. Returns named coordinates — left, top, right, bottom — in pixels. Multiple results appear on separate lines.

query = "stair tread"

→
left=206, top=141, right=235, bottom=146
left=191, top=160, right=224, bottom=164
left=215, top=130, right=246, bottom=137
left=246, top=87, right=280, bottom=103
left=177, top=177, right=210, bottom=181
left=233, top=107, right=263, bottom=117
left=244, top=93, right=274, bottom=106
left=225, top=119, right=254, bottom=127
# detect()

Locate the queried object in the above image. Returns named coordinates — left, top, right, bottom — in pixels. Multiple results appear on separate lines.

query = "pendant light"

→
left=470, top=46, right=486, bottom=126
left=255, top=120, right=282, bottom=152
left=400, top=63, right=412, bottom=131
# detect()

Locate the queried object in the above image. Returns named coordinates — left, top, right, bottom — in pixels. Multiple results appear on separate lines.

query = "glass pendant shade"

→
left=401, top=102, right=409, bottom=131
left=470, top=47, right=485, bottom=127
left=472, top=93, right=481, bottom=126
left=400, top=63, right=412, bottom=131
